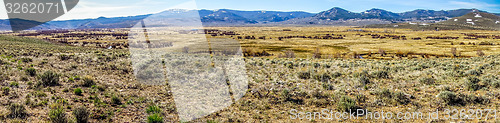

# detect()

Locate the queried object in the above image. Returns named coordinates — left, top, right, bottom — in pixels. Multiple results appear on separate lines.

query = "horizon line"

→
left=38, top=7, right=498, bottom=21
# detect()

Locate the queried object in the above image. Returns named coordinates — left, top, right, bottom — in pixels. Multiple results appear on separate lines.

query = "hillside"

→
left=365, top=11, right=500, bottom=30
left=440, top=12, right=500, bottom=30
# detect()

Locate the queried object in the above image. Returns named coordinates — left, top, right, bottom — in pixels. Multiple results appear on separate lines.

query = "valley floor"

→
left=0, top=35, right=499, bottom=122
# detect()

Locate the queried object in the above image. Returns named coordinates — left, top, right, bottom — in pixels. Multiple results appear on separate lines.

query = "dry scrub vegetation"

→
left=0, top=27, right=499, bottom=122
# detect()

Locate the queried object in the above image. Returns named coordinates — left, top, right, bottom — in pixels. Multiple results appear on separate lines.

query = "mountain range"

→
left=0, top=7, right=498, bottom=30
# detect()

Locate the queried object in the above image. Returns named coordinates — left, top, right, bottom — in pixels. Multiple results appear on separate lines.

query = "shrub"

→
left=491, top=81, right=500, bottom=88
left=147, top=113, right=164, bottom=123
left=82, top=76, right=96, bottom=87
left=10, top=82, right=19, bottom=87
left=58, top=54, right=70, bottom=61
left=91, top=85, right=106, bottom=92
left=331, top=72, right=342, bottom=78
left=313, top=73, right=330, bottom=82
left=20, top=76, right=28, bottom=81
left=74, top=88, right=83, bottom=96
left=73, top=106, right=89, bottom=123
left=466, top=69, right=482, bottom=76
left=355, top=94, right=367, bottom=104
left=49, top=106, right=67, bottom=123
left=482, top=76, right=499, bottom=88
left=465, top=77, right=481, bottom=91
left=459, top=94, right=490, bottom=105
left=438, top=91, right=462, bottom=105
left=280, top=89, right=291, bottom=101
left=358, top=75, right=370, bottom=86
left=372, top=70, right=389, bottom=79
left=322, top=83, right=334, bottom=90
left=377, top=88, right=392, bottom=98
left=25, top=68, right=36, bottom=76
left=297, top=71, right=311, bottom=79
left=419, top=77, right=436, bottom=85
left=146, top=105, right=162, bottom=114
left=111, top=96, right=122, bottom=105
left=374, top=88, right=411, bottom=105
left=393, top=92, right=410, bottom=105
left=39, top=71, right=60, bottom=86
left=21, top=58, right=32, bottom=63
left=337, top=96, right=360, bottom=113
left=8, top=103, right=27, bottom=118
left=2, top=87, right=10, bottom=95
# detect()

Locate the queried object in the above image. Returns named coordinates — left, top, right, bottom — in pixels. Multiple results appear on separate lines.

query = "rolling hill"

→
left=439, top=12, right=500, bottom=30
left=365, top=11, right=500, bottom=30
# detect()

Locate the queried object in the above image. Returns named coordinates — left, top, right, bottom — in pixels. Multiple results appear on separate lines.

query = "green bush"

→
left=280, top=89, right=291, bottom=101
left=355, top=94, right=367, bottom=103
left=466, top=69, right=482, bottom=76
left=374, top=88, right=411, bottom=105
left=8, top=103, right=27, bottom=118
left=74, top=88, right=83, bottom=96
left=21, top=58, right=32, bottom=63
left=111, top=96, right=122, bottom=105
left=419, top=77, right=436, bottom=85
left=298, top=71, right=311, bottom=79
left=377, top=88, right=392, bottom=98
left=10, top=82, right=19, bottom=87
left=146, top=105, right=162, bottom=114
left=337, top=96, right=360, bottom=113
left=25, top=68, right=36, bottom=76
left=49, top=106, right=67, bottom=123
left=73, top=106, right=89, bottom=123
left=147, top=113, right=164, bottom=123
left=20, top=76, right=29, bottom=81
left=82, top=76, right=96, bottom=87
left=59, top=54, right=70, bottom=61
left=491, top=81, right=500, bottom=88
left=358, top=75, right=370, bottom=85
left=459, top=94, right=490, bottom=105
left=2, top=87, right=10, bottom=95
left=39, top=71, right=60, bottom=86
left=482, top=76, right=500, bottom=88
left=313, top=73, right=330, bottom=82
left=393, top=92, right=410, bottom=105
left=331, top=72, right=342, bottom=78
left=438, top=91, right=462, bottom=105
left=465, top=77, right=481, bottom=91
left=372, top=70, right=390, bottom=79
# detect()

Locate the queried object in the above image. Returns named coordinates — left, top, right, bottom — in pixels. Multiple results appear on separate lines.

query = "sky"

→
left=0, top=0, right=498, bottom=20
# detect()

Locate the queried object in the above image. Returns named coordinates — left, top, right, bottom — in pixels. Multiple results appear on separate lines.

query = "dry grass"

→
left=0, top=26, right=499, bottom=122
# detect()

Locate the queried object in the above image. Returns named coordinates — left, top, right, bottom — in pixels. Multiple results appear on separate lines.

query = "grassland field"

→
left=0, top=27, right=499, bottom=122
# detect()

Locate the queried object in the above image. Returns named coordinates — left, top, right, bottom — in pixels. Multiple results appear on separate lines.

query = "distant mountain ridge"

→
left=365, top=11, right=500, bottom=30
left=0, top=8, right=498, bottom=30
left=289, top=8, right=496, bottom=25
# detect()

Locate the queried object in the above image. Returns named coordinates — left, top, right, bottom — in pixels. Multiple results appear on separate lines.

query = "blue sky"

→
left=0, top=0, right=498, bottom=20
